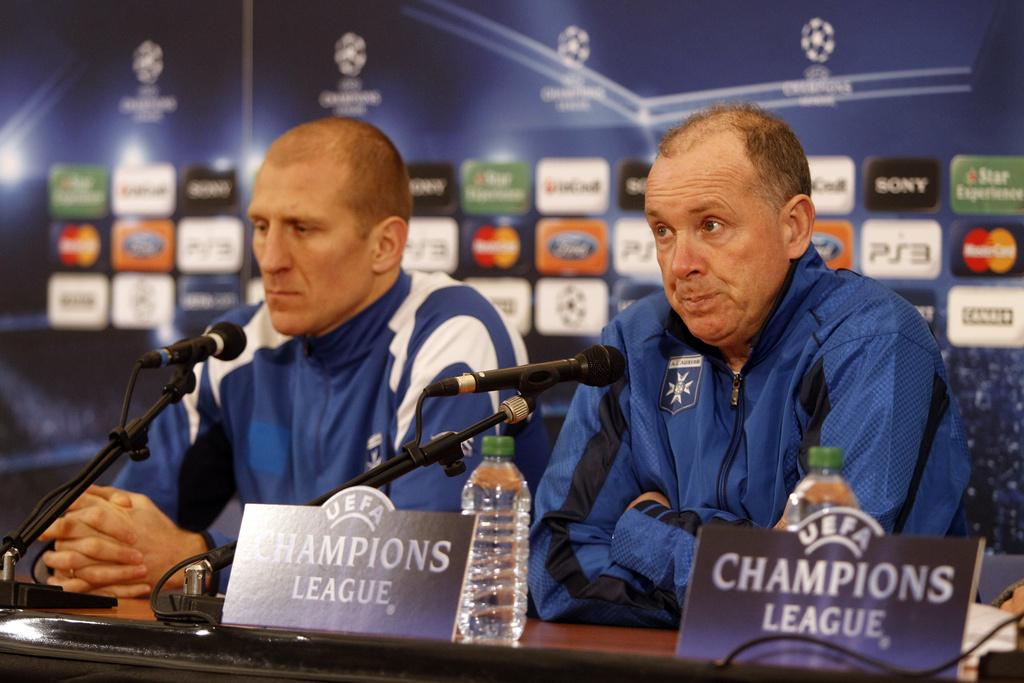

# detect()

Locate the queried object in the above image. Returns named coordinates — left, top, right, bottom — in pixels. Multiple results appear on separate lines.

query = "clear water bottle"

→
left=458, top=434, right=530, bottom=642
left=783, top=446, right=859, bottom=530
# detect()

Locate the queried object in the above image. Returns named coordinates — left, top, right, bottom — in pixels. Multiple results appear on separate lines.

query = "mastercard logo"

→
left=962, top=227, right=1018, bottom=273
left=471, top=225, right=520, bottom=268
left=57, top=224, right=101, bottom=267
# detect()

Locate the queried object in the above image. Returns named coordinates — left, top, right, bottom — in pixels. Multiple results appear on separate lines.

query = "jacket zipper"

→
left=715, top=372, right=745, bottom=510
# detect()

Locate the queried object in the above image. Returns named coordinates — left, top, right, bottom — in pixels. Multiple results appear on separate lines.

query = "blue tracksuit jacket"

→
left=529, top=247, right=971, bottom=627
left=116, top=270, right=549, bottom=556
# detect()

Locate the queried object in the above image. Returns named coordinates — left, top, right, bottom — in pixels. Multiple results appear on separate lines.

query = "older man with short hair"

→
left=530, top=104, right=970, bottom=627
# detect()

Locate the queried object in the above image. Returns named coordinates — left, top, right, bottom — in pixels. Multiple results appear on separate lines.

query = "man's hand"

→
left=627, top=491, right=670, bottom=509
left=40, top=485, right=208, bottom=598
left=1000, top=584, right=1024, bottom=615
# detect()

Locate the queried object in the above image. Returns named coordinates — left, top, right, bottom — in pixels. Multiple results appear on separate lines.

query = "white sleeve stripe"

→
left=183, top=364, right=203, bottom=445
left=393, top=316, right=500, bottom=452
left=388, top=271, right=465, bottom=393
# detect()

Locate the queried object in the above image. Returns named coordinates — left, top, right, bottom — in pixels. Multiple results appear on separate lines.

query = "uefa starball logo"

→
left=335, top=32, right=367, bottom=77
left=133, top=40, right=164, bottom=85
left=320, top=32, right=381, bottom=116
left=557, top=25, right=590, bottom=69
left=801, top=18, right=835, bottom=64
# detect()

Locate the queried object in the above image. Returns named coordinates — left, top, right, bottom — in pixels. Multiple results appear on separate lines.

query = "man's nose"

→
left=254, top=225, right=291, bottom=273
left=669, top=232, right=705, bottom=278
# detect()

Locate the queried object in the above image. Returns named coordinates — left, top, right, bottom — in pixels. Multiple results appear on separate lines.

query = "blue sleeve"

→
left=807, top=332, right=970, bottom=535
left=529, top=325, right=688, bottom=627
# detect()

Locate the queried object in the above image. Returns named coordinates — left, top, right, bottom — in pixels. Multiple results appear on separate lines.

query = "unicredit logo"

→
left=544, top=178, right=601, bottom=194
left=120, top=184, right=168, bottom=198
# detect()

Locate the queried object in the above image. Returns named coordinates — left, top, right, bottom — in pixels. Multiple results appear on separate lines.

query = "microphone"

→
left=424, top=344, right=625, bottom=397
left=139, top=322, right=247, bottom=369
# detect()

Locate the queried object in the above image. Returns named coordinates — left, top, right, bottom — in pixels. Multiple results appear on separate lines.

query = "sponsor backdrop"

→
left=1, top=1, right=1022, bottom=554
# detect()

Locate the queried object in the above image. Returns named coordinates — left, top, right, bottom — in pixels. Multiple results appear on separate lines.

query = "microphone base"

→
left=155, top=592, right=224, bottom=624
left=979, top=650, right=1024, bottom=679
left=0, top=580, right=116, bottom=609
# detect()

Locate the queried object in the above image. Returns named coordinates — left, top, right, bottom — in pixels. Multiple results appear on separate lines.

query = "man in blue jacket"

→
left=530, top=104, right=971, bottom=627
left=40, top=118, right=548, bottom=597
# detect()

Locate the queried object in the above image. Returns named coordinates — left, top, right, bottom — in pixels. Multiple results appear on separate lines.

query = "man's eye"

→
left=702, top=220, right=723, bottom=233
left=251, top=222, right=267, bottom=233
left=653, top=224, right=672, bottom=239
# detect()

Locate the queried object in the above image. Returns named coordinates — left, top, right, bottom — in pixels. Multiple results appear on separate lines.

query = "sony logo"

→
left=874, top=177, right=929, bottom=194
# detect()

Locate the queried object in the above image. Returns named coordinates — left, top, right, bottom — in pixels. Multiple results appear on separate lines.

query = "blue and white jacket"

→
left=117, top=271, right=549, bottom=552
left=529, top=247, right=971, bottom=627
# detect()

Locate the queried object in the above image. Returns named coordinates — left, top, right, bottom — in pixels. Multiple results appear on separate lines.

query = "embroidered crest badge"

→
left=659, top=354, right=703, bottom=415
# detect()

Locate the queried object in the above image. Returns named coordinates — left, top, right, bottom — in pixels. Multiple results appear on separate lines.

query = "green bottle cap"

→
left=808, top=446, right=843, bottom=470
left=481, top=435, right=514, bottom=458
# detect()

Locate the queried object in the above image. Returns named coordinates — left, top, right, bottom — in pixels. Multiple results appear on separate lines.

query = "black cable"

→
left=119, top=360, right=144, bottom=429
left=716, top=607, right=1024, bottom=678
left=149, top=550, right=220, bottom=626
left=412, top=390, right=427, bottom=446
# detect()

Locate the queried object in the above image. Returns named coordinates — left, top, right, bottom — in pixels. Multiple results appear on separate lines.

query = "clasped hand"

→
left=40, top=485, right=207, bottom=598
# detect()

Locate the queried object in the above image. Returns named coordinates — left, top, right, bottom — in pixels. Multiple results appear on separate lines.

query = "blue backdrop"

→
left=0, top=0, right=1021, bottom=552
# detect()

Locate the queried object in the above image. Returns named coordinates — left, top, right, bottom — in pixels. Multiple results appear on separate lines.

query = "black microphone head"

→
left=575, top=345, right=625, bottom=387
left=209, top=322, right=246, bottom=361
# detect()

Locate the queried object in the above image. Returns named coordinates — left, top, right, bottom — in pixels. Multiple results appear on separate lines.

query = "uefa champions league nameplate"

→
left=222, top=487, right=476, bottom=640
left=677, top=508, right=983, bottom=679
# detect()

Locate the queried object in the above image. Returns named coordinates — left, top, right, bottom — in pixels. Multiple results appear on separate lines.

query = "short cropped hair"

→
left=658, top=104, right=811, bottom=210
left=264, top=117, right=411, bottom=234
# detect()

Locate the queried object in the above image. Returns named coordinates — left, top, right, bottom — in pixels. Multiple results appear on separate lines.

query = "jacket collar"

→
left=666, top=246, right=831, bottom=371
left=301, top=271, right=410, bottom=369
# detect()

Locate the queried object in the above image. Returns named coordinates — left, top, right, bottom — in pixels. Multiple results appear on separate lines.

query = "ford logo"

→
left=549, top=232, right=597, bottom=261
left=124, top=233, right=165, bottom=258
left=812, top=234, right=843, bottom=262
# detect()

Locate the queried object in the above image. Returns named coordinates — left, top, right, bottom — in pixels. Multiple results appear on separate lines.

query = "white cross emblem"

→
left=665, top=371, right=693, bottom=405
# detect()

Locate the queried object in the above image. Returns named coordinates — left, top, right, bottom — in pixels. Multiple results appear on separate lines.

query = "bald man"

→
left=41, top=118, right=548, bottom=597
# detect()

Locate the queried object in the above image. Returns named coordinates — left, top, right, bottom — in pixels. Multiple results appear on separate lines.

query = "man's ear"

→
left=369, top=216, right=408, bottom=274
left=779, top=194, right=815, bottom=260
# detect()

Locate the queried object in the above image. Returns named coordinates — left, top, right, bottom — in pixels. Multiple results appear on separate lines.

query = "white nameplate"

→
left=677, top=509, right=983, bottom=679
left=222, top=487, right=476, bottom=640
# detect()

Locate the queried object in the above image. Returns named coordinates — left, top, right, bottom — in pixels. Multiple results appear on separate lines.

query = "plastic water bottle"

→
left=458, top=435, right=530, bottom=642
left=783, top=446, right=859, bottom=530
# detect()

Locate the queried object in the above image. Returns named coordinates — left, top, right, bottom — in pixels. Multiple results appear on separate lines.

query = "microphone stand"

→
left=0, top=364, right=198, bottom=609
left=155, top=393, right=535, bottom=624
